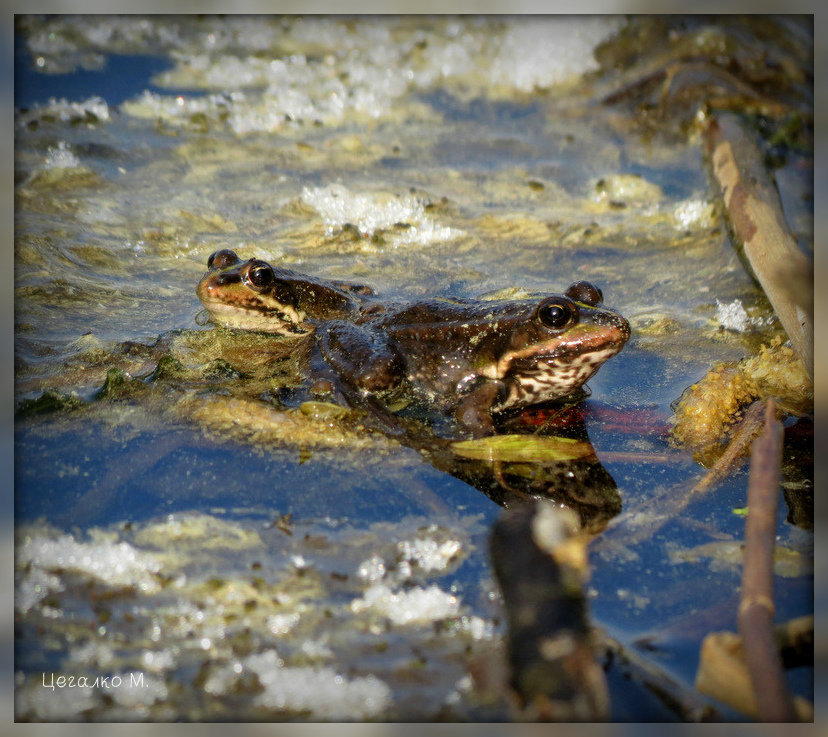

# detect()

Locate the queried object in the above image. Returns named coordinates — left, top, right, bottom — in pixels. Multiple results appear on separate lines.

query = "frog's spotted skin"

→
left=498, top=344, right=624, bottom=410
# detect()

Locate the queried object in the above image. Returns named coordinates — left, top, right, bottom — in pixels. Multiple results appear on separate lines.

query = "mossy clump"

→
left=17, top=389, right=85, bottom=416
left=671, top=337, right=812, bottom=452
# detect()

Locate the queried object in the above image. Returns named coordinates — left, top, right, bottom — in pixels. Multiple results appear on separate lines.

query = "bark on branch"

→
left=703, top=112, right=813, bottom=379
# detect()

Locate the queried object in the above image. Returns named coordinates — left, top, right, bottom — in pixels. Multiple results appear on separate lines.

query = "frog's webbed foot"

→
left=456, top=380, right=505, bottom=438
left=317, top=320, right=404, bottom=395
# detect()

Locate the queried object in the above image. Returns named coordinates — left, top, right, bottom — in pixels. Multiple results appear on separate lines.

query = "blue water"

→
left=15, top=417, right=498, bottom=529
left=14, top=33, right=173, bottom=110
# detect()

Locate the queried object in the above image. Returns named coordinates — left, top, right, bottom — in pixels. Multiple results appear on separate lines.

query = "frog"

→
left=197, top=249, right=630, bottom=436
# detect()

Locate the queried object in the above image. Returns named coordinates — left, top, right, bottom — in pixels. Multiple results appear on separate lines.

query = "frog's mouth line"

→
left=489, top=321, right=629, bottom=409
left=197, top=275, right=310, bottom=335
left=197, top=298, right=311, bottom=335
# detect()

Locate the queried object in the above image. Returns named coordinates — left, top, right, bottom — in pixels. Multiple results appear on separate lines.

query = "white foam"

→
left=489, top=17, right=622, bottom=91
left=350, top=583, right=460, bottom=625
left=267, top=611, right=301, bottom=635
left=301, top=184, right=462, bottom=246
left=15, top=675, right=97, bottom=720
left=43, top=141, right=81, bottom=170
left=356, top=553, right=387, bottom=584
left=244, top=651, right=392, bottom=719
left=672, top=198, right=716, bottom=230
left=16, top=566, right=63, bottom=613
left=397, top=537, right=462, bottom=572
left=122, top=89, right=241, bottom=128
left=16, top=96, right=111, bottom=126
left=18, top=531, right=163, bottom=594
left=715, top=298, right=750, bottom=332
left=101, top=671, right=169, bottom=708
left=458, top=614, right=496, bottom=640
left=301, top=635, right=334, bottom=660
left=120, top=18, right=622, bottom=134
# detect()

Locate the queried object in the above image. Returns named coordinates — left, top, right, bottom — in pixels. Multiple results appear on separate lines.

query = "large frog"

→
left=197, top=249, right=630, bottom=435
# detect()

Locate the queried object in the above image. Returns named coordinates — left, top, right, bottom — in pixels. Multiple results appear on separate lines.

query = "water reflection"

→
left=17, top=322, right=623, bottom=534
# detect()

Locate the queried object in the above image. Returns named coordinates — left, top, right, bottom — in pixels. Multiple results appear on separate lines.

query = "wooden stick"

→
left=691, top=400, right=767, bottom=496
left=738, top=399, right=797, bottom=721
left=704, top=113, right=813, bottom=379
left=594, top=401, right=767, bottom=554
left=598, top=631, right=720, bottom=721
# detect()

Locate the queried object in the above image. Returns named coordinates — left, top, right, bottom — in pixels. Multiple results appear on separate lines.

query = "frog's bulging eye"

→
left=244, top=260, right=276, bottom=291
left=537, top=297, right=577, bottom=330
left=565, top=280, right=603, bottom=306
left=207, top=249, right=241, bottom=270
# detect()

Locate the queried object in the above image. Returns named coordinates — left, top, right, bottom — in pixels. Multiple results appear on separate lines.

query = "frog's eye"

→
left=537, top=297, right=577, bottom=330
left=207, top=249, right=241, bottom=270
left=565, top=280, right=603, bottom=306
left=244, top=260, right=276, bottom=291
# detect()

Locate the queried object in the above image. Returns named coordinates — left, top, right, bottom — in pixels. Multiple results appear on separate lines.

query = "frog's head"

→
left=481, top=281, right=631, bottom=410
left=197, top=249, right=313, bottom=335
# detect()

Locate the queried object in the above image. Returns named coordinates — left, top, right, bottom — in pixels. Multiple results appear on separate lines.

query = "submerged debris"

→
left=671, top=337, right=812, bottom=454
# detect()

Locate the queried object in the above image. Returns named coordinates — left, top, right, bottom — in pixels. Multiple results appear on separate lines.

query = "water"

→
left=13, top=15, right=813, bottom=722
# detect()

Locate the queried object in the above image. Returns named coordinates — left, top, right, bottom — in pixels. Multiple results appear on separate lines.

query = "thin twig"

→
left=691, top=400, right=767, bottom=496
left=738, top=398, right=796, bottom=721
left=594, top=401, right=768, bottom=553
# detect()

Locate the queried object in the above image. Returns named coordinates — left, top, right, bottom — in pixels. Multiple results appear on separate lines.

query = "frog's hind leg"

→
left=317, top=320, right=404, bottom=395
left=316, top=321, right=408, bottom=437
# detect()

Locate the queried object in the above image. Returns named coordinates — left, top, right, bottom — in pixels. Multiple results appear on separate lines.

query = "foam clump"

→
left=713, top=299, right=773, bottom=332
left=356, top=553, right=387, bottom=584
left=16, top=96, right=111, bottom=126
left=397, top=537, right=462, bottom=573
left=357, top=533, right=463, bottom=587
left=301, top=184, right=461, bottom=246
left=672, top=198, right=716, bottom=230
left=43, top=141, right=82, bottom=170
left=15, top=676, right=97, bottom=720
left=16, top=566, right=64, bottom=613
left=152, top=50, right=408, bottom=132
left=715, top=299, right=751, bottom=332
left=350, top=583, right=460, bottom=625
left=122, top=89, right=241, bottom=128
left=101, top=671, right=169, bottom=710
left=489, top=17, right=622, bottom=91
left=17, top=530, right=163, bottom=600
left=121, top=17, right=622, bottom=135
left=267, top=612, right=301, bottom=636
left=244, top=650, right=392, bottom=719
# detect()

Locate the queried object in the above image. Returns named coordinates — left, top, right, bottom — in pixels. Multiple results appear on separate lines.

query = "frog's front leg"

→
left=317, top=320, right=404, bottom=395
left=455, top=379, right=506, bottom=437
left=329, top=280, right=375, bottom=297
